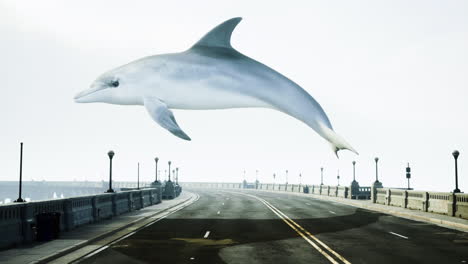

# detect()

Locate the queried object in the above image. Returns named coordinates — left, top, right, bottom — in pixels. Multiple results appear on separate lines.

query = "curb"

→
left=303, top=193, right=468, bottom=232
left=33, top=193, right=195, bottom=264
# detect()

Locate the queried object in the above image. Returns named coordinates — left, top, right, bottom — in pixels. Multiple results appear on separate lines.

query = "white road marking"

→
left=114, top=231, right=136, bottom=243
left=190, top=257, right=195, bottom=260
left=203, top=231, right=210, bottom=238
left=329, top=211, right=336, bottom=214
left=217, top=211, right=220, bottom=215
left=222, top=202, right=225, bottom=205
left=76, top=194, right=200, bottom=262
left=82, top=246, right=109, bottom=259
left=306, top=203, right=311, bottom=205
left=389, top=231, right=409, bottom=239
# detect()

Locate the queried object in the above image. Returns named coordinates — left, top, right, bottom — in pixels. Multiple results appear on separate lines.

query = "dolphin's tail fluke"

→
left=319, top=124, right=358, bottom=157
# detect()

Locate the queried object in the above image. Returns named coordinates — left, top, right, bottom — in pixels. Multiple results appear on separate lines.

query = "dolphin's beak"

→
left=74, top=87, right=101, bottom=103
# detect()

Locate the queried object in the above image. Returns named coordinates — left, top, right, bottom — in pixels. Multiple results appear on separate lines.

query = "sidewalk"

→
left=251, top=189, right=468, bottom=233
left=0, top=191, right=195, bottom=264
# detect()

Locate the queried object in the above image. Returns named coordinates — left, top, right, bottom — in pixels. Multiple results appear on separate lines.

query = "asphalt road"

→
left=78, top=188, right=468, bottom=264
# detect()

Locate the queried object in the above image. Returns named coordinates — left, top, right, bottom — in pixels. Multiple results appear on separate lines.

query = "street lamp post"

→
left=286, top=170, right=288, bottom=185
left=299, top=173, right=302, bottom=186
left=106, top=151, right=115, bottom=193
left=374, top=157, right=379, bottom=182
left=168, top=161, right=172, bottom=181
left=154, top=157, right=159, bottom=182
left=373, top=157, right=383, bottom=188
left=320, top=167, right=324, bottom=185
left=137, top=162, right=140, bottom=189
left=352, top=161, right=356, bottom=182
left=176, top=167, right=179, bottom=184
left=337, top=170, right=340, bottom=186
left=273, top=173, right=276, bottom=190
left=453, top=150, right=461, bottom=193
left=14, top=142, right=25, bottom=203
left=350, top=161, right=359, bottom=198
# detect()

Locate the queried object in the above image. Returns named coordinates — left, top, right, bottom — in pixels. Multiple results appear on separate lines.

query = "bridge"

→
left=0, top=180, right=467, bottom=264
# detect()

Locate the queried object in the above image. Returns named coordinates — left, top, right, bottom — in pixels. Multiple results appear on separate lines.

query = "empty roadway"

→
left=78, top=188, right=468, bottom=264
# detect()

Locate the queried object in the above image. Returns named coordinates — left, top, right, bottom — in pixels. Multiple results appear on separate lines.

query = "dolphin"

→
left=74, top=17, right=357, bottom=156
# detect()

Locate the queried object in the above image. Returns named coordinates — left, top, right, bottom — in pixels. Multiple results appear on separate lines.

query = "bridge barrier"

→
left=354, top=187, right=371, bottom=200
left=389, top=189, right=406, bottom=208
left=369, top=187, right=468, bottom=220
left=337, top=186, right=348, bottom=198
left=427, top=192, right=451, bottom=215
left=0, top=204, right=22, bottom=249
left=94, top=193, right=114, bottom=221
left=0, top=187, right=165, bottom=249
left=455, top=194, right=468, bottom=219
left=65, top=196, right=94, bottom=229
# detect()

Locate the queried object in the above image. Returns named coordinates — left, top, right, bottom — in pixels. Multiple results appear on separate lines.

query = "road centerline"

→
left=204, top=231, right=211, bottom=239
left=228, top=191, right=351, bottom=264
left=389, top=232, right=409, bottom=239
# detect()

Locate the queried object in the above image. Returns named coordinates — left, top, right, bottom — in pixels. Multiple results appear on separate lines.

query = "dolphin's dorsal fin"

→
left=192, top=17, right=242, bottom=49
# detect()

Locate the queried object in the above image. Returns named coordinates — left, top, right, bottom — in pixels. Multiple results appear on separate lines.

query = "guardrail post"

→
left=371, top=186, right=377, bottom=203
left=91, top=196, right=98, bottom=221
left=386, top=189, right=391, bottom=205
left=404, top=190, right=408, bottom=208
left=21, top=203, right=35, bottom=243
left=63, top=199, right=74, bottom=231
left=423, top=192, right=429, bottom=212
left=111, top=194, right=118, bottom=216
left=128, top=192, right=134, bottom=211
left=449, top=193, right=456, bottom=216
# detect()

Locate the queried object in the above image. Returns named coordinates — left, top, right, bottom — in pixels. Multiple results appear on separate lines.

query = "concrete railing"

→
left=183, top=182, right=352, bottom=198
left=0, top=187, right=163, bottom=249
left=370, top=187, right=468, bottom=220
left=182, top=182, right=468, bottom=222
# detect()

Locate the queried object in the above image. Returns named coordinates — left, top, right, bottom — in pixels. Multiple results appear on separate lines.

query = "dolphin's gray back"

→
left=185, top=45, right=334, bottom=131
left=162, top=17, right=355, bottom=154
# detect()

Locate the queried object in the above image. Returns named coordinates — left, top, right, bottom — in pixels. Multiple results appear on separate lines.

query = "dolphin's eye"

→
left=110, top=80, right=119, bottom=88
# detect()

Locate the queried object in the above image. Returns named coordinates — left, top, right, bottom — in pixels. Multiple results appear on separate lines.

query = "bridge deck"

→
left=56, top=189, right=468, bottom=264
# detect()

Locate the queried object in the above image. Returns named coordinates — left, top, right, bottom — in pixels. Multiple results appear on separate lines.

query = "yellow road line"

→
left=231, top=191, right=351, bottom=264
left=257, top=196, right=341, bottom=264
left=261, top=198, right=351, bottom=264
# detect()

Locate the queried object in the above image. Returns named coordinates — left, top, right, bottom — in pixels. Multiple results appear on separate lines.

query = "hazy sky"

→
left=1, top=0, right=467, bottom=191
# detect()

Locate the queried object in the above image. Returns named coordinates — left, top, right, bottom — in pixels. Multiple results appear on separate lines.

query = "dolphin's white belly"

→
left=163, top=80, right=271, bottom=110
left=154, top=54, right=273, bottom=110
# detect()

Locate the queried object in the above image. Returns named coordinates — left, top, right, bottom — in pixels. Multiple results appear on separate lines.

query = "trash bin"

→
left=36, top=212, right=60, bottom=241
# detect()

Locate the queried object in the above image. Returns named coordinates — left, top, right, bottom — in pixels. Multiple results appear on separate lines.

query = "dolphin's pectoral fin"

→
left=191, top=17, right=242, bottom=49
left=143, top=97, right=191, bottom=141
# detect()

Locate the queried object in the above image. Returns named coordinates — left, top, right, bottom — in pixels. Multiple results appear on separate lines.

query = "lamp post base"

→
left=453, top=188, right=461, bottom=193
left=14, top=198, right=25, bottom=203
left=106, top=189, right=115, bottom=193
left=373, top=181, right=383, bottom=188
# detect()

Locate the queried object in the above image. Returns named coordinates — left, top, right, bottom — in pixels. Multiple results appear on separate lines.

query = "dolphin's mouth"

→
left=74, top=87, right=100, bottom=103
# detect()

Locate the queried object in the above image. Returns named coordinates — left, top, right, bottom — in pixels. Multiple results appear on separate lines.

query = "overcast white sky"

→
left=1, top=0, right=467, bottom=192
